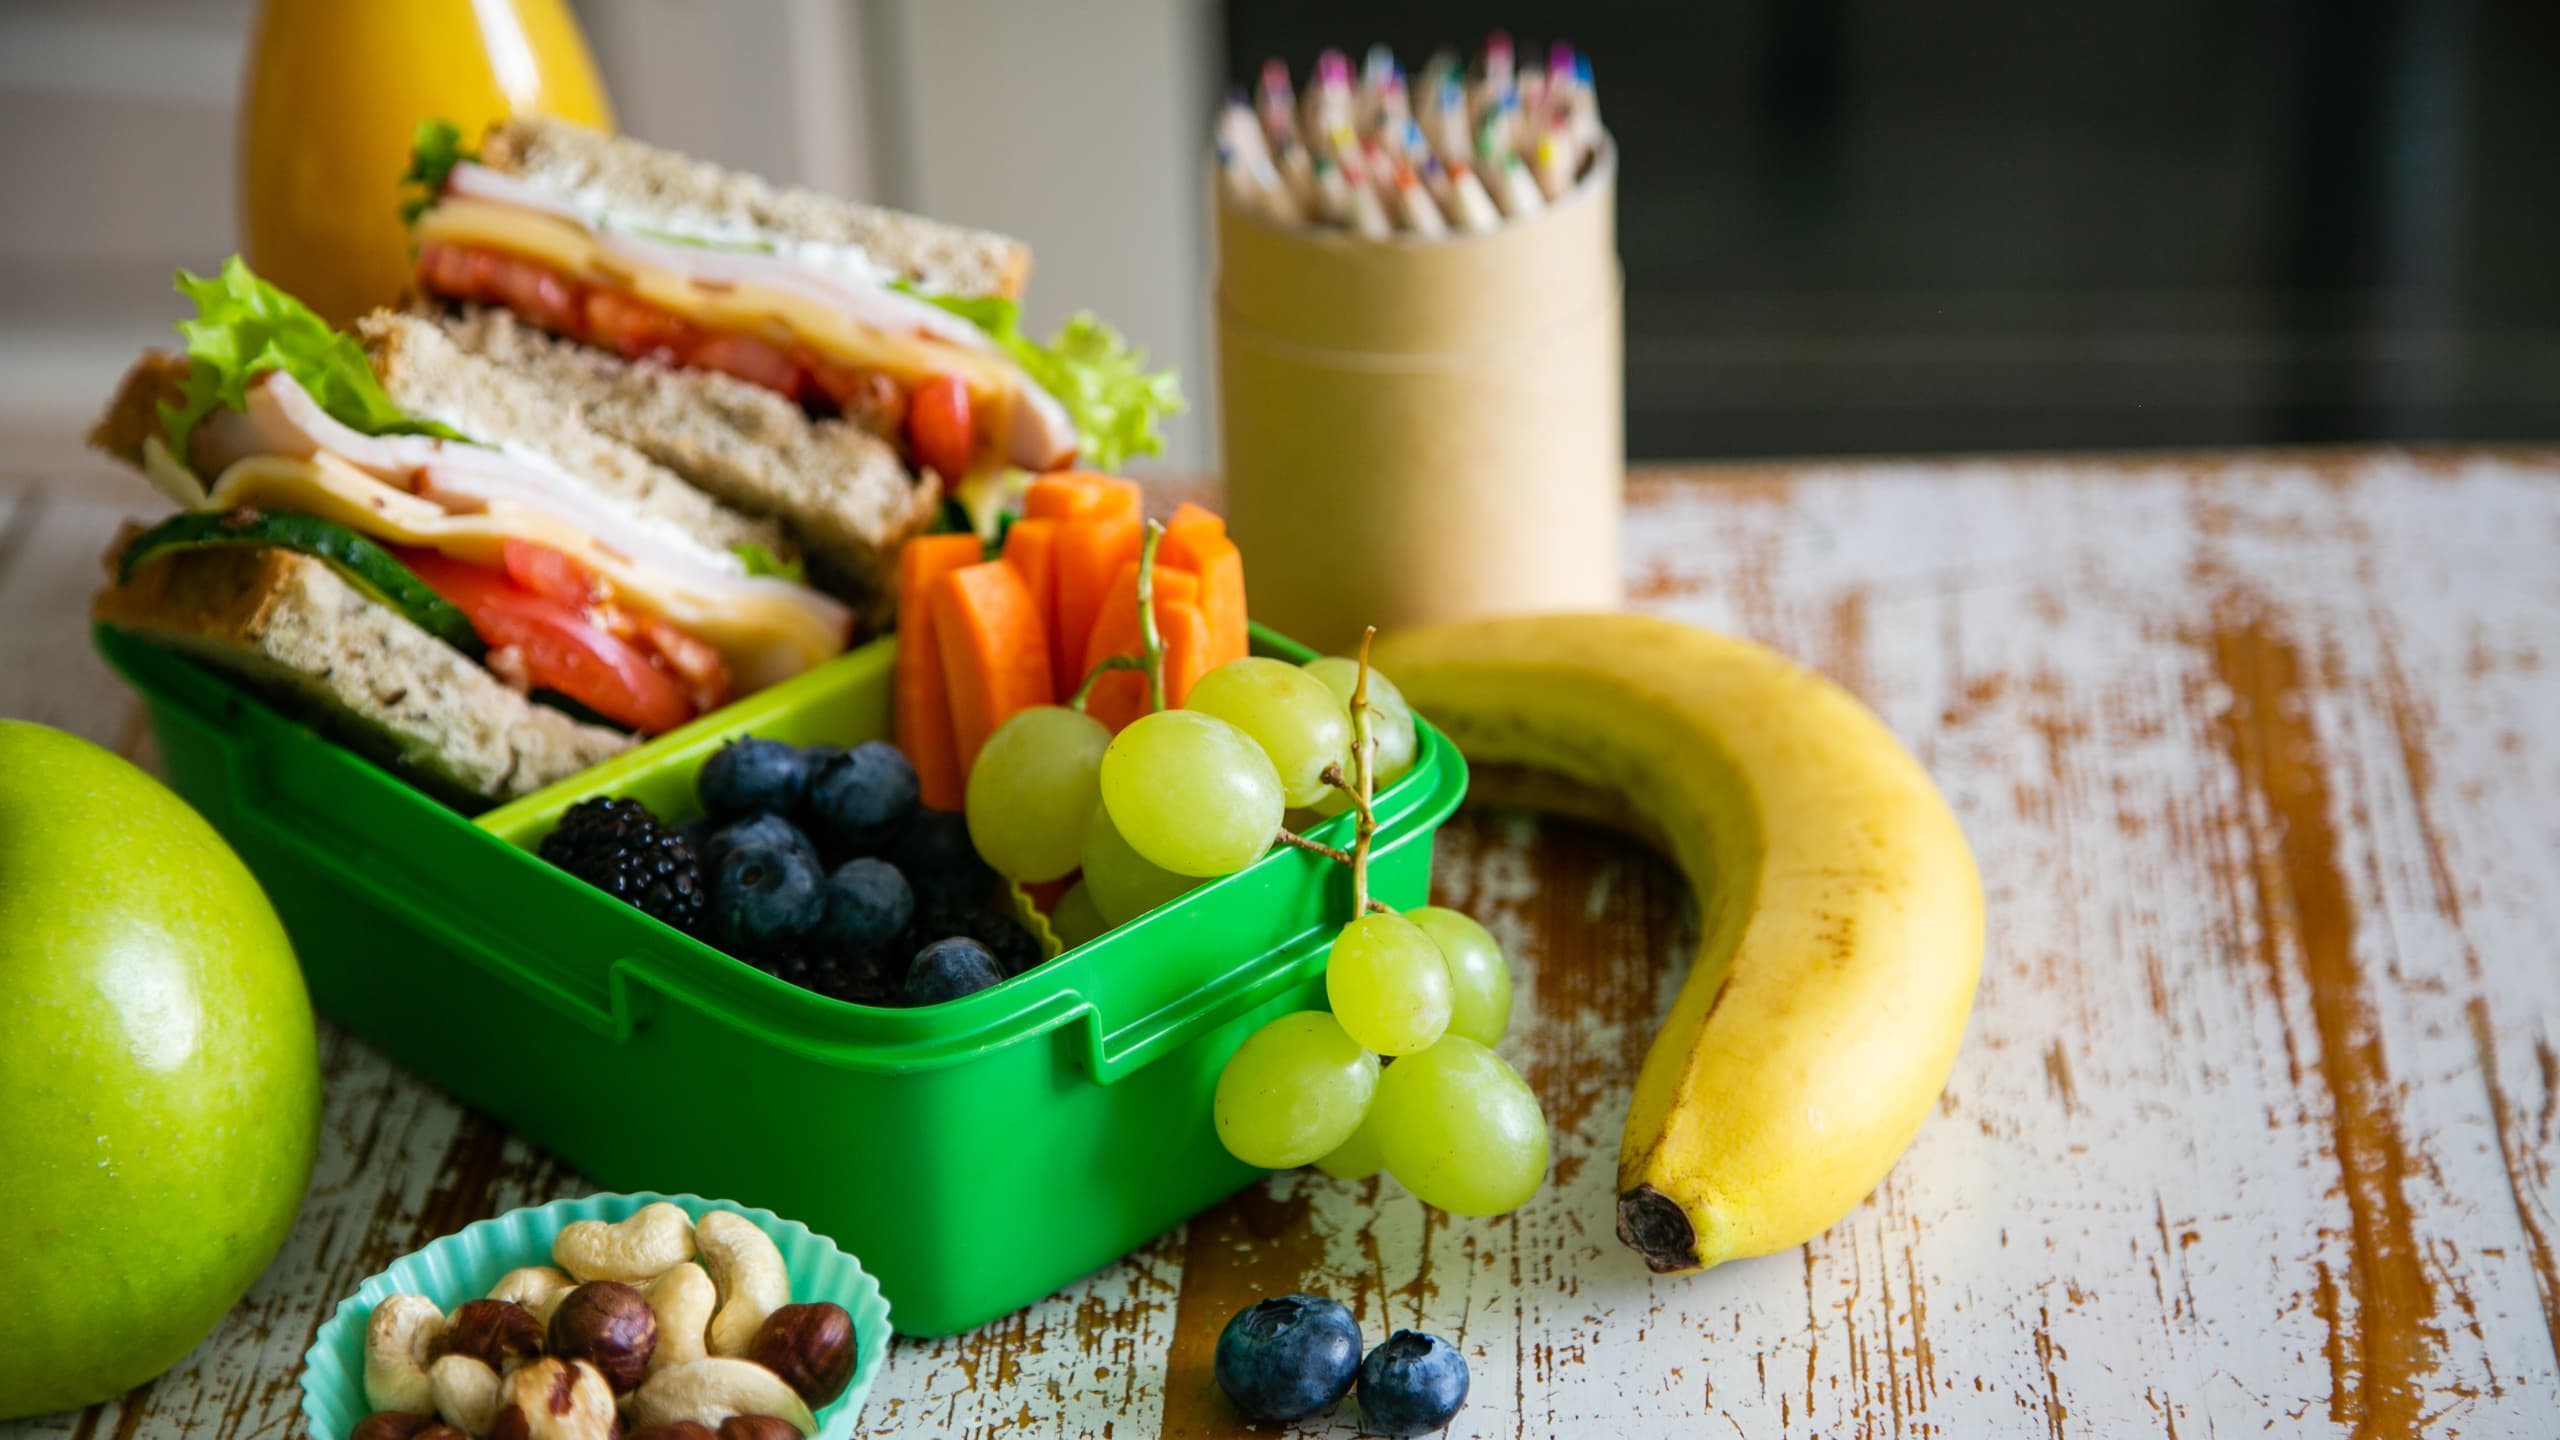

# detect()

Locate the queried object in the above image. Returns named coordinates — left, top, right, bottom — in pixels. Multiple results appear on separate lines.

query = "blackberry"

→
left=540, top=798, right=706, bottom=936
left=760, top=941, right=903, bottom=1007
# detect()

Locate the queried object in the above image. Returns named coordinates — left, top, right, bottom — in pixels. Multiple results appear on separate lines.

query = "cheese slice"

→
left=190, top=448, right=844, bottom=691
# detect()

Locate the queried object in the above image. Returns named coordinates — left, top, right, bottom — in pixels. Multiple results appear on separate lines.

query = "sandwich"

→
left=400, top=115, right=1182, bottom=519
left=91, top=258, right=857, bottom=805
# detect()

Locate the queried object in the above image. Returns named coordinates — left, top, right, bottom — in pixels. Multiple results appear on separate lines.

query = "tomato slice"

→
left=907, top=373, right=974, bottom=481
left=499, top=539, right=601, bottom=610
left=587, top=290, right=699, bottom=363
left=689, top=334, right=806, bottom=400
left=394, top=548, right=695, bottom=736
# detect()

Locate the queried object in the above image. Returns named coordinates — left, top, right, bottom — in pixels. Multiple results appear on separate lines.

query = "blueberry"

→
left=1356, top=1330, right=1468, bottom=1437
left=714, top=841, right=825, bottom=952
left=890, top=809, right=997, bottom=906
left=814, top=857, right=915, bottom=955
left=806, top=741, right=920, bottom=857
left=1213, top=1295, right=1362, bottom=1424
left=698, top=738, right=809, bottom=822
left=706, top=812, right=818, bottom=868
left=903, top=937, right=1004, bottom=1005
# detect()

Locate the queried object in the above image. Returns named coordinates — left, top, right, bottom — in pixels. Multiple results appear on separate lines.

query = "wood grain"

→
left=3, top=452, right=2557, bottom=1437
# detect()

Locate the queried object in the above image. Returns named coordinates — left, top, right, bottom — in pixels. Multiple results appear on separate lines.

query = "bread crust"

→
left=478, top=114, right=1032, bottom=300
left=94, top=545, right=631, bottom=805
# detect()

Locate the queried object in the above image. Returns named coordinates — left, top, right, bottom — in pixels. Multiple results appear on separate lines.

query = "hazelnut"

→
left=746, top=1304, right=855, bottom=1407
left=548, top=1281, right=659, bottom=1392
left=488, top=1358, right=618, bottom=1440
left=716, top=1419, right=800, bottom=1440
left=441, top=1298, right=546, bottom=1370
left=625, top=1426, right=718, bottom=1440
left=414, top=1429, right=470, bottom=1440
left=350, top=1413, right=436, bottom=1440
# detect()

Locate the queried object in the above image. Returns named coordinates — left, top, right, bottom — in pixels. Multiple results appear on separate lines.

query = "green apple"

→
left=0, top=721, right=319, bottom=1418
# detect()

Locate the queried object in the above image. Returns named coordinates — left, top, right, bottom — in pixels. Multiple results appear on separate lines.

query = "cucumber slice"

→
left=119, top=509, right=486, bottom=661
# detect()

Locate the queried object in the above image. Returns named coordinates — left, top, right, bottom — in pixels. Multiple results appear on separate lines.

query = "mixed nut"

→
left=351, top=1204, right=853, bottom=1440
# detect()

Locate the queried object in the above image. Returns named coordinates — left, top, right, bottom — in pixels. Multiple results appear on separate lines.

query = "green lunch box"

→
left=96, top=623, right=1464, bottom=1337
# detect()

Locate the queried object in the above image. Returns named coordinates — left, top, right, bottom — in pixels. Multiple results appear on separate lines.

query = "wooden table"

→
left=4, top=451, right=2557, bottom=1438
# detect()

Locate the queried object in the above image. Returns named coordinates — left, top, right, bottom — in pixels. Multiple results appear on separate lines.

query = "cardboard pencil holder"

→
left=1215, top=142, right=1623, bottom=654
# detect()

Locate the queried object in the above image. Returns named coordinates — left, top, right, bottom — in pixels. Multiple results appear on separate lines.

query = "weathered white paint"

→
left=1, top=453, right=2553, bottom=1438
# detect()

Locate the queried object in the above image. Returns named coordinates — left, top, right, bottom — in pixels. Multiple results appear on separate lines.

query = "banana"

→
left=1372, top=612, right=1982, bottom=1273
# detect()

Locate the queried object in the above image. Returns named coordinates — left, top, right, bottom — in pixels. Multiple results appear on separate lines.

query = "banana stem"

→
left=1137, top=520, right=1166, bottom=713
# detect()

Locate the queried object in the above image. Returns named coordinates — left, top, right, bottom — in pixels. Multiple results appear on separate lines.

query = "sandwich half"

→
left=426, top=303, right=934, bottom=634
left=402, top=116, right=1181, bottom=490
left=92, top=258, right=856, bottom=805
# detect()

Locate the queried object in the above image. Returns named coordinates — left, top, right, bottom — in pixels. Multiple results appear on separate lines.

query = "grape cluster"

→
left=1216, top=905, right=1544, bottom=1216
left=964, top=628, right=1546, bottom=1215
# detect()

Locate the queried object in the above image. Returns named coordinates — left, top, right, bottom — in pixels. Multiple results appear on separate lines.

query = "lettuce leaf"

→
left=398, top=119, right=472, bottom=225
left=731, top=542, right=807, bottom=583
left=158, top=257, right=469, bottom=469
left=902, top=288, right=1184, bottom=471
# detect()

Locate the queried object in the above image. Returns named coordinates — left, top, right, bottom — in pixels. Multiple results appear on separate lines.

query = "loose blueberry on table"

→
left=1212, top=1294, right=1364, bottom=1424
left=1357, top=1330, right=1470, bottom=1436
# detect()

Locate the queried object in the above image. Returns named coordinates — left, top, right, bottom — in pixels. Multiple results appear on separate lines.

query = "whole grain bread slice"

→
left=478, top=115, right=1032, bottom=300
left=360, top=311, right=794, bottom=561
left=94, top=544, right=631, bottom=805
left=428, top=305, right=939, bottom=633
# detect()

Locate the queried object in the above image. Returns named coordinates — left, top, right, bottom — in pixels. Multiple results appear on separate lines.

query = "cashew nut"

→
left=693, top=1212, right=788, bottom=1358
left=553, top=1203, right=696, bottom=1284
left=628, top=1359, right=816, bottom=1436
left=488, top=1266, right=578, bottom=1328
left=643, top=1262, right=717, bottom=1377
left=364, top=1294, right=449, bottom=1414
left=492, top=1358, right=618, bottom=1440
left=430, top=1354, right=503, bottom=1437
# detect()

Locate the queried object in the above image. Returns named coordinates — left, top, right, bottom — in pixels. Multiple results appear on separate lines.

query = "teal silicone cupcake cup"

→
left=301, top=1192, right=888, bottom=1440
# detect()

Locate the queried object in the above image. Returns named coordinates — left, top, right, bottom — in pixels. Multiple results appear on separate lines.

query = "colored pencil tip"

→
left=1486, top=30, right=1512, bottom=57
left=1550, top=42, right=1575, bottom=74
left=1576, top=54, right=1594, bottom=84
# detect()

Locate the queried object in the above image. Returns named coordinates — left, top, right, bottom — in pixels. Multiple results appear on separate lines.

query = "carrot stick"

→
left=1080, top=561, right=1201, bottom=732
left=1050, top=512, right=1141, bottom=697
left=1001, top=516, right=1063, bottom=681
left=932, top=559, right=1056, bottom=777
left=895, top=533, right=986, bottom=809
left=1161, top=522, right=1248, bottom=667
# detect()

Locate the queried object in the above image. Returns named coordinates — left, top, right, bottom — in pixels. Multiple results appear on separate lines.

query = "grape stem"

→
left=1348, top=626, right=1379, bottom=915
left=1276, top=829, right=1394, bottom=911
left=1069, top=654, right=1144, bottom=712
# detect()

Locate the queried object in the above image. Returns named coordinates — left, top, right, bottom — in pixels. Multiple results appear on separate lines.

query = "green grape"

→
left=1048, top=880, right=1110, bottom=950
left=1313, top=1109, right=1386, bottom=1180
left=1303, top=657, right=1418, bottom=815
left=965, top=705, right=1110, bottom=883
left=1372, top=1035, right=1549, bottom=1215
left=1214, top=1010, right=1380, bottom=1169
left=1324, top=911, right=1454, bottom=1055
left=1098, top=710, right=1284, bottom=877
left=1408, top=906, right=1513, bottom=1046
left=1081, top=802, right=1203, bottom=925
left=1183, top=657, right=1354, bottom=808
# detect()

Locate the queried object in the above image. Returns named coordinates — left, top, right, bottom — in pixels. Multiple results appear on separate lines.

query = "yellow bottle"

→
left=238, top=0, right=613, bottom=324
